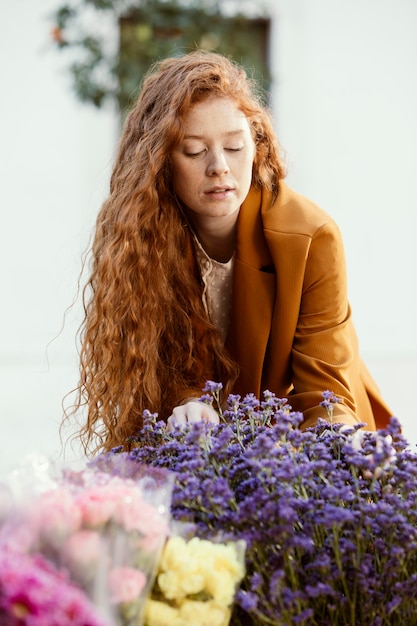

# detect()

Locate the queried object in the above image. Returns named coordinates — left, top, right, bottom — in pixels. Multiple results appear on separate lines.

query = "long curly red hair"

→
left=66, top=50, right=286, bottom=454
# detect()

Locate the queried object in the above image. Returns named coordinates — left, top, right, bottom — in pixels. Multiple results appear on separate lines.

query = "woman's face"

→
left=171, top=96, right=256, bottom=231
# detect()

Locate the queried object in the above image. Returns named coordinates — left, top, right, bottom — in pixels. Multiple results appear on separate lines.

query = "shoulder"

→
left=261, top=181, right=340, bottom=239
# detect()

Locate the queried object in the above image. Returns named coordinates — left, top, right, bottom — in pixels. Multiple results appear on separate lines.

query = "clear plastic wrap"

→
left=0, top=453, right=175, bottom=626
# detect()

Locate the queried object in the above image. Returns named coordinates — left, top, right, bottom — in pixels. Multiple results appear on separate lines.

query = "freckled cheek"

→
left=172, top=170, right=201, bottom=206
left=173, top=159, right=200, bottom=183
left=173, top=171, right=198, bottom=196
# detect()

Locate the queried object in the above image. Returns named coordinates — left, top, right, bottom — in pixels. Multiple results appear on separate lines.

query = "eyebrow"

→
left=183, top=129, right=246, bottom=140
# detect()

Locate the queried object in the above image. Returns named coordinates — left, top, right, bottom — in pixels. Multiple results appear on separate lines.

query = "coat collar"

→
left=235, top=186, right=274, bottom=269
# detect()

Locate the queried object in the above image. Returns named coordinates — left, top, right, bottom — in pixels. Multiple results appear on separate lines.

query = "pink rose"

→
left=108, top=566, right=146, bottom=604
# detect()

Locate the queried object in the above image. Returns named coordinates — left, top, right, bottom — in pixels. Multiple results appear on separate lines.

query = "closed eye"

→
left=184, top=146, right=243, bottom=157
left=185, top=150, right=206, bottom=158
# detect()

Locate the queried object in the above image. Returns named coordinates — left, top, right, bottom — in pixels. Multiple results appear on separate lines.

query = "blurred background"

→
left=1, top=0, right=416, bottom=473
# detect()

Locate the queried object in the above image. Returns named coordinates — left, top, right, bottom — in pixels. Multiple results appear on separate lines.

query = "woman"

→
left=71, top=50, right=392, bottom=454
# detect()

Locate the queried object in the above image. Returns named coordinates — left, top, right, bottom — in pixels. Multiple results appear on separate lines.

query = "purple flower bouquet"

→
left=97, top=383, right=417, bottom=626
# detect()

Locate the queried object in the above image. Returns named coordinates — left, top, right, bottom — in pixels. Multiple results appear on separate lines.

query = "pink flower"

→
left=61, top=530, right=101, bottom=583
left=114, top=494, right=168, bottom=540
left=33, top=487, right=82, bottom=547
left=112, top=488, right=146, bottom=531
left=108, top=566, right=146, bottom=604
left=1, top=517, right=39, bottom=553
left=0, top=549, right=109, bottom=626
left=75, top=485, right=120, bottom=527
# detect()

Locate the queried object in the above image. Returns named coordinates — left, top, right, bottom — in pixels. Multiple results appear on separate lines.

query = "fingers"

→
left=166, top=401, right=219, bottom=431
left=184, top=402, right=219, bottom=424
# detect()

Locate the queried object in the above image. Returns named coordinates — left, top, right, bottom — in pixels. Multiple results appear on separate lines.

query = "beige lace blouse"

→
left=193, top=236, right=235, bottom=343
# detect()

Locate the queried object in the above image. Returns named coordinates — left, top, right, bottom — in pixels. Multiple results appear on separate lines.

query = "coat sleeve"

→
left=289, top=219, right=372, bottom=428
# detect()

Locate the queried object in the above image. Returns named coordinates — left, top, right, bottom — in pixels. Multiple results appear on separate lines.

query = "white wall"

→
left=0, top=0, right=117, bottom=472
left=1, top=0, right=416, bottom=474
left=270, top=0, right=417, bottom=436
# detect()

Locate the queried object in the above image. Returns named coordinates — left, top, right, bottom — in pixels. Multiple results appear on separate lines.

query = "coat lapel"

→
left=225, top=188, right=276, bottom=397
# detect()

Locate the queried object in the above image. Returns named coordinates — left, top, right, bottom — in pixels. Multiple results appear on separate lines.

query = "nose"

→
left=206, top=150, right=230, bottom=176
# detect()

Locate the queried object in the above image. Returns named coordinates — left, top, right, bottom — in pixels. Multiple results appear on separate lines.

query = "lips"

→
left=205, top=186, right=234, bottom=195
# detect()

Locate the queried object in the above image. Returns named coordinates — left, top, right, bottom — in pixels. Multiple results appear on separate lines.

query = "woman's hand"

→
left=167, top=399, right=219, bottom=431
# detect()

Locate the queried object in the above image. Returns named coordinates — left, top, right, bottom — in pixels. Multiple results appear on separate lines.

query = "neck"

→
left=190, top=214, right=238, bottom=262
left=198, top=230, right=235, bottom=263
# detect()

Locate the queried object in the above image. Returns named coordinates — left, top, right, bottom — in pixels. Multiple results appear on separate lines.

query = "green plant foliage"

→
left=50, top=0, right=270, bottom=111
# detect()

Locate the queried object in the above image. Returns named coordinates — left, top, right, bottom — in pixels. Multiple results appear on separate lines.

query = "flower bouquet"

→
left=99, top=382, right=417, bottom=626
left=145, top=528, right=245, bottom=626
left=0, top=455, right=174, bottom=626
left=0, top=548, right=110, bottom=626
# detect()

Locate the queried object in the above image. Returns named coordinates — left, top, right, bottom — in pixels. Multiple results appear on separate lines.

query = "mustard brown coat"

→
left=224, top=181, right=392, bottom=430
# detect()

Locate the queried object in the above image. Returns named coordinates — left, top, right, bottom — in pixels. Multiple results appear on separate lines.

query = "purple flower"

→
left=202, top=380, right=223, bottom=394
left=96, top=383, right=417, bottom=625
left=236, top=589, right=258, bottom=612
